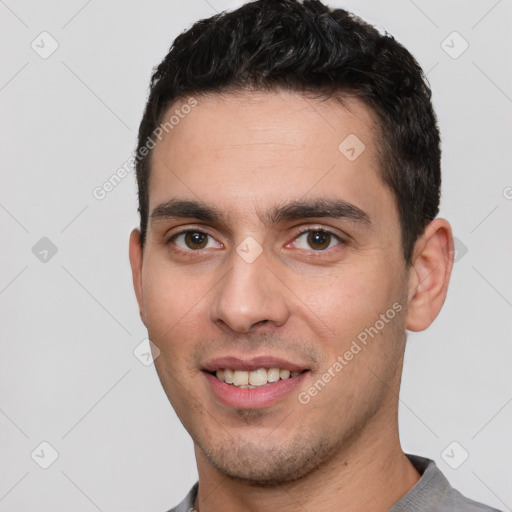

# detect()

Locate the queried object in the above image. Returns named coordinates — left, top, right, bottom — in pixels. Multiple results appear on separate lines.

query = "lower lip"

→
left=204, top=372, right=307, bottom=409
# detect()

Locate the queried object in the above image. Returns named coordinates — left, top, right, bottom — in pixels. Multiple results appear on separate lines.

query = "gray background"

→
left=1, top=0, right=511, bottom=510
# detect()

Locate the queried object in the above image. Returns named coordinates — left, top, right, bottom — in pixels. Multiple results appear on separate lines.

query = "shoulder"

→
left=164, top=482, right=198, bottom=512
left=434, top=486, right=503, bottom=512
left=390, top=454, right=503, bottom=512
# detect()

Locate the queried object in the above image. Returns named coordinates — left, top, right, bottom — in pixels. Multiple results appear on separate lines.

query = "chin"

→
left=198, top=434, right=333, bottom=487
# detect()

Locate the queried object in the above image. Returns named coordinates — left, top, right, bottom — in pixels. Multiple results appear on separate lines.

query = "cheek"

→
left=140, top=264, right=214, bottom=376
left=295, top=266, right=406, bottom=383
left=297, top=276, right=406, bottom=419
left=143, top=267, right=210, bottom=407
left=142, top=262, right=205, bottom=331
left=296, top=264, right=396, bottom=337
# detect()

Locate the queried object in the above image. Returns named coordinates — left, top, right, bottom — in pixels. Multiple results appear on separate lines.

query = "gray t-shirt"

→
left=166, top=454, right=502, bottom=511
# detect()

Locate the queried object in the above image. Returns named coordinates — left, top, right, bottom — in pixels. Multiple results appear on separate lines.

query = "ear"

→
left=406, top=218, right=454, bottom=332
left=129, top=228, right=146, bottom=325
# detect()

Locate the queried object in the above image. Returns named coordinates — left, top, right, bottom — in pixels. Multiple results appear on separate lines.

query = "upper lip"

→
left=202, top=355, right=309, bottom=373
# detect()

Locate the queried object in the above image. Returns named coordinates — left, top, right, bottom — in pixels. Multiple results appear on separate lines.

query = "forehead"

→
left=149, top=90, right=393, bottom=228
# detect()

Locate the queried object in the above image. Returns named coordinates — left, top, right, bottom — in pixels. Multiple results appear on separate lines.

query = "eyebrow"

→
left=149, top=198, right=371, bottom=227
left=265, top=198, right=371, bottom=226
left=150, top=199, right=222, bottom=224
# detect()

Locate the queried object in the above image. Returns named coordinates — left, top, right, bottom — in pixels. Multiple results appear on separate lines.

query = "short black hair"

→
left=135, top=0, right=441, bottom=264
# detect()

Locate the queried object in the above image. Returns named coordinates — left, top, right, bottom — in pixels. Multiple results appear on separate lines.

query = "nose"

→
left=209, top=246, right=290, bottom=333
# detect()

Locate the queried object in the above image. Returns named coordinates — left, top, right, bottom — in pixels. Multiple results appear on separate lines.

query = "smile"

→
left=213, top=368, right=305, bottom=388
left=202, top=356, right=311, bottom=408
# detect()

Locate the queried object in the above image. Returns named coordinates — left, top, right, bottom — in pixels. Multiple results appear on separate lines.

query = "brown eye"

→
left=292, top=229, right=342, bottom=252
left=184, top=231, right=208, bottom=249
left=169, top=230, right=222, bottom=252
left=306, top=231, right=332, bottom=250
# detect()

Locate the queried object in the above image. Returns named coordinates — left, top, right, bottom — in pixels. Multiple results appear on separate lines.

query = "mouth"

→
left=208, top=367, right=307, bottom=389
left=202, top=356, right=311, bottom=409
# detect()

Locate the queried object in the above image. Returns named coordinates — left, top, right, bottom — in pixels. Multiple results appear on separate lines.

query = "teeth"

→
left=233, top=370, right=249, bottom=386
left=214, top=367, right=303, bottom=387
left=249, top=368, right=268, bottom=386
left=267, top=368, right=280, bottom=382
left=223, top=369, right=234, bottom=384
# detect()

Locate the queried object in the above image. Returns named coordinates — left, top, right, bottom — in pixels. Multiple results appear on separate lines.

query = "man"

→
left=128, top=1, right=501, bottom=510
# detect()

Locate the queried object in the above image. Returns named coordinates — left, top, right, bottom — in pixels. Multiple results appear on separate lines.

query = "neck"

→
left=193, top=408, right=420, bottom=512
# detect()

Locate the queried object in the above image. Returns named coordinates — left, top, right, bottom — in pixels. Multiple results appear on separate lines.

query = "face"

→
left=130, top=91, right=412, bottom=485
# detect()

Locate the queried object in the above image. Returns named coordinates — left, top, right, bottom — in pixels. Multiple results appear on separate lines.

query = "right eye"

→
left=168, top=230, right=223, bottom=251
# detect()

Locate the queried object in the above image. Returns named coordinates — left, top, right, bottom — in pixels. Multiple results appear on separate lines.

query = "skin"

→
left=129, top=90, right=454, bottom=512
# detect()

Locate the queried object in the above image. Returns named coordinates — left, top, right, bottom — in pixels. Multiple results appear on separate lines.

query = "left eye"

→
left=293, top=230, right=342, bottom=251
left=170, top=231, right=222, bottom=251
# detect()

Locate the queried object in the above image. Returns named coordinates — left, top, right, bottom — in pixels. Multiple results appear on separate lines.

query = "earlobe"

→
left=406, top=218, right=454, bottom=332
left=128, top=228, right=146, bottom=324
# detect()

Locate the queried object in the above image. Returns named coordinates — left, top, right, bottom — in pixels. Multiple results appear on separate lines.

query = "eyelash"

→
left=292, top=228, right=345, bottom=251
left=166, top=227, right=346, bottom=255
left=166, top=229, right=221, bottom=252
